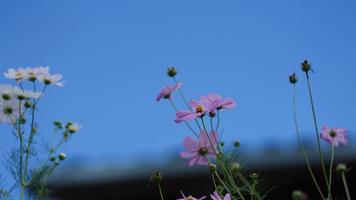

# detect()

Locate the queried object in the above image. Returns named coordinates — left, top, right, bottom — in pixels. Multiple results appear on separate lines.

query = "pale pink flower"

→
left=156, top=82, right=182, bottom=101
left=200, top=94, right=236, bottom=110
left=320, top=125, right=348, bottom=147
left=177, top=191, right=206, bottom=200
left=210, top=192, right=231, bottom=200
left=175, top=99, right=220, bottom=123
left=180, top=131, right=218, bottom=166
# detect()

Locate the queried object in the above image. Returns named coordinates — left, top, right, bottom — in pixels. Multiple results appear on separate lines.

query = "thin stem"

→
left=215, top=110, right=220, bottom=133
left=172, top=77, right=203, bottom=131
left=292, top=85, right=325, bottom=199
left=341, top=172, right=351, bottom=200
left=157, top=183, right=165, bottom=200
left=168, top=99, right=198, bottom=137
left=18, top=100, right=25, bottom=200
left=200, top=118, right=218, bottom=156
left=327, top=146, right=334, bottom=200
left=305, top=72, right=329, bottom=187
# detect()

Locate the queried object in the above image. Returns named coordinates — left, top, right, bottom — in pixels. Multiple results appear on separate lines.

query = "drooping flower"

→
left=210, top=192, right=231, bottom=200
left=4, top=68, right=27, bottom=81
left=320, top=125, right=348, bottom=147
left=180, top=131, right=218, bottom=166
left=0, top=98, right=20, bottom=124
left=0, top=84, right=41, bottom=100
left=200, top=94, right=236, bottom=111
left=156, top=82, right=182, bottom=101
left=38, top=73, right=64, bottom=87
left=177, top=191, right=206, bottom=200
left=175, top=99, right=220, bottom=123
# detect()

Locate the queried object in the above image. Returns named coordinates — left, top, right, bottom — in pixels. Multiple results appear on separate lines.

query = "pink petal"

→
left=196, top=156, right=208, bottom=165
left=183, top=136, right=199, bottom=151
left=180, top=151, right=198, bottom=158
left=187, top=156, right=199, bottom=166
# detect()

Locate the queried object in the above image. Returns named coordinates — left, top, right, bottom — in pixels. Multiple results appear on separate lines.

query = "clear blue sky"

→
left=0, top=0, right=355, bottom=177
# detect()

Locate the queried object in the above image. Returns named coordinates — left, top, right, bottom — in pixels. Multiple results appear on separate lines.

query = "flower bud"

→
left=151, top=171, right=162, bottom=183
left=234, top=140, right=241, bottom=148
left=289, top=73, right=298, bottom=84
left=209, top=111, right=216, bottom=118
left=209, top=164, right=217, bottom=172
left=19, top=117, right=26, bottom=125
left=250, top=173, right=258, bottom=180
left=292, top=190, right=304, bottom=200
left=50, top=156, right=56, bottom=162
left=231, top=162, right=240, bottom=174
left=167, top=67, right=177, bottom=77
left=58, top=153, right=66, bottom=161
left=53, top=120, right=63, bottom=129
left=336, top=163, right=347, bottom=173
left=301, top=60, right=311, bottom=72
left=24, top=101, right=32, bottom=109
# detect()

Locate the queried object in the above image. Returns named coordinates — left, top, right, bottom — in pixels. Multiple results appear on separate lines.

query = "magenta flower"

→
left=210, top=192, right=231, bottom=200
left=180, top=131, right=218, bottom=166
left=156, top=82, right=182, bottom=102
left=200, top=94, right=236, bottom=111
left=175, top=99, right=220, bottom=123
left=177, top=191, right=206, bottom=200
left=320, top=125, right=348, bottom=147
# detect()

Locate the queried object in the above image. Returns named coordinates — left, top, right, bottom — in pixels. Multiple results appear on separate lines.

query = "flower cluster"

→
left=155, top=67, right=262, bottom=200
left=4, top=66, right=63, bottom=86
left=0, top=66, right=78, bottom=200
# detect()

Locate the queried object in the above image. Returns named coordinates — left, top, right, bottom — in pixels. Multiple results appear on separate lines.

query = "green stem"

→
left=172, top=77, right=203, bottom=132
left=18, top=100, right=25, bottom=200
left=157, top=183, right=165, bottom=200
left=215, top=110, right=220, bottom=133
left=168, top=99, right=198, bottom=137
left=341, top=172, right=351, bottom=200
left=200, top=118, right=218, bottom=156
left=327, top=146, right=334, bottom=200
left=292, top=85, right=325, bottom=199
left=305, top=72, right=329, bottom=187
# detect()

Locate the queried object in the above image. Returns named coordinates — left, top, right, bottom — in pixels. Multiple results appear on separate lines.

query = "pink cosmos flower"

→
left=177, top=191, right=206, bottom=200
left=210, top=192, right=231, bottom=200
left=175, top=99, right=220, bottom=123
left=156, top=82, right=182, bottom=102
left=320, top=125, right=348, bottom=147
left=180, top=131, right=218, bottom=166
left=200, top=94, right=236, bottom=111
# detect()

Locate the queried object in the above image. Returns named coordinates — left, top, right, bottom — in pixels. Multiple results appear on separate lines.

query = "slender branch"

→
left=157, top=183, right=165, bottom=200
left=305, top=72, right=329, bottom=187
left=292, top=85, right=325, bottom=199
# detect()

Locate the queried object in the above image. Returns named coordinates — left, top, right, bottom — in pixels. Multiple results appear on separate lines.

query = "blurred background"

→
left=0, top=0, right=355, bottom=199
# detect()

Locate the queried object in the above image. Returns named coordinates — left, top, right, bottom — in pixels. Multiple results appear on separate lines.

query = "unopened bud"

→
left=292, top=190, right=303, bottom=200
left=151, top=171, right=162, bottom=183
left=209, top=111, right=216, bottom=118
left=250, top=173, right=258, bottom=180
left=301, top=60, right=311, bottom=72
left=289, top=73, right=298, bottom=84
left=54, top=120, right=63, bottom=129
left=167, top=67, right=177, bottom=77
left=336, top=163, right=347, bottom=173
left=58, top=153, right=66, bottom=161
left=50, top=157, right=56, bottom=162
left=231, top=162, right=240, bottom=174
left=24, top=101, right=32, bottom=109
left=209, top=164, right=217, bottom=172
left=234, top=140, right=240, bottom=148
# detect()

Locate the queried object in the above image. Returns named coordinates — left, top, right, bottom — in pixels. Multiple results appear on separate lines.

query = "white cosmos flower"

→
left=25, top=66, right=49, bottom=81
left=0, top=84, right=42, bottom=100
left=0, top=98, right=20, bottom=124
left=38, top=73, right=64, bottom=87
left=4, top=68, right=27, bottom=81
left=67, top=123, right=80, bottom=133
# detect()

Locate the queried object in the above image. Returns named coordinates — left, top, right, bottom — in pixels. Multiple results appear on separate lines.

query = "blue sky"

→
left=0, top=0, right=356, bottom=178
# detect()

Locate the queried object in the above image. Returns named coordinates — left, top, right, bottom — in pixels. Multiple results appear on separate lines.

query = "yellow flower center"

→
left=195, top=105, right=203, bottom=113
